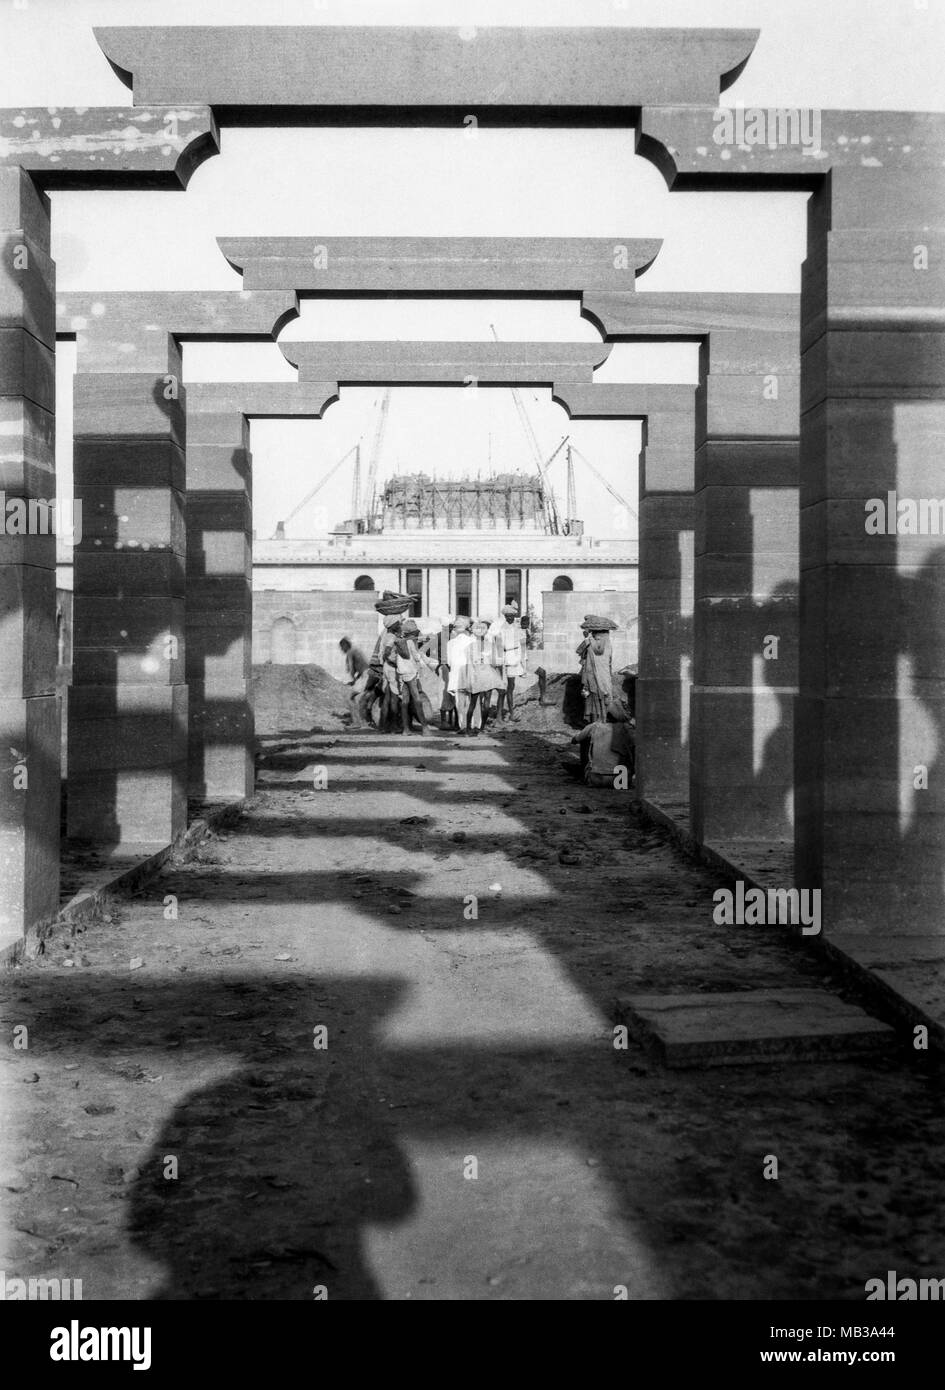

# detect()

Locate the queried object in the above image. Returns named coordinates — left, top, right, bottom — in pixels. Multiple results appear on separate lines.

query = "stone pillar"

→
left=636, top=387, right=697, bottom=809
left=69, top=347, right=187, bottom=844
left=0, top=168, right=59, bottom=944
left=797, top=148, right=945, bottom=934
left=690, top=321, right=800, bottom=845
left=184, top=383, right=331, bottom=801
left=185, top=393, right=253, bottom=802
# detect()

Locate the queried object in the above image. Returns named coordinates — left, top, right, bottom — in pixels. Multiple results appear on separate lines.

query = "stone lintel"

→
left=0, top=107, right=218, bottom=188
left=96, top=26, right=758, bottom=108
left=58, top=291, right=298, bottom=371
left=185, top=381, right=336, bottom=419
left=281, top=340, right=610, bottom=384
left=637, top=106, right=945, bottom=187
left=584, top=290, right=800, bottom=340
left=218, top=236, right=661, bottom=292
left=555, top=382, right=695, bottom=420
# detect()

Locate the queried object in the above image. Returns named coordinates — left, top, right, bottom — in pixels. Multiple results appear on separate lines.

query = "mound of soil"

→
left=512, top=672, right=585, bottom=730
left=252, top=663, right=352, bottom=735
left=511, top=668, right=636, bottom=731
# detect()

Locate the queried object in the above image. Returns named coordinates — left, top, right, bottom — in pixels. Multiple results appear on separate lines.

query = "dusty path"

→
left=2, top=727, right=944, bottom=1300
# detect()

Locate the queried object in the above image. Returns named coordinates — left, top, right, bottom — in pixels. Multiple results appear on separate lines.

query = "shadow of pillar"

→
left=797, top=169, right=945, bottom=935
left=690, top=320, right=800, bottom=848
left=0, top=168, right=60, bottom=943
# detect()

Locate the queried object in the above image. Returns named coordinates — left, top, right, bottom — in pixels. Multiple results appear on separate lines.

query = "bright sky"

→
left=4, top=0, right=940, bottom=538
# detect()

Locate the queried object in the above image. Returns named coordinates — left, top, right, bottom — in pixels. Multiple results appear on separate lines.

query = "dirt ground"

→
left=2, top=724, right=944, bottom=1300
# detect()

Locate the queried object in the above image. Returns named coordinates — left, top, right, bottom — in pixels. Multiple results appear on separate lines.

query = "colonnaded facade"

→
left=1, top=27, right=942, bottom=1033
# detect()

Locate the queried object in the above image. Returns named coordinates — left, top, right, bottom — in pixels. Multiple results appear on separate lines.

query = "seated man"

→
left=570, top=701, right=635, bottom=787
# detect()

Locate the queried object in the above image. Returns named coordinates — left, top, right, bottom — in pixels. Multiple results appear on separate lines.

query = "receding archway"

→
left=270, top=616, right=297, bottom=664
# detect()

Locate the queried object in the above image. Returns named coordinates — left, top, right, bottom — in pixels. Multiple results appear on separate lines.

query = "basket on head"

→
left=375, top=589, right=416, bottom=616
left=581, top=614, right=618, bottom=632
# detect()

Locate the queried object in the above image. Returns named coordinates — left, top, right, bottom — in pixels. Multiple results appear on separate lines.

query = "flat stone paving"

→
left=1, top=726, right=944, bottom=1300
left=616, top=989, right=895, bottom=1068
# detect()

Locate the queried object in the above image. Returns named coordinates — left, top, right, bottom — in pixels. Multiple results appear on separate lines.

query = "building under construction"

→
left=380, top=472, right=549, bottom=532
left=251, top=391, right=638, bottom=676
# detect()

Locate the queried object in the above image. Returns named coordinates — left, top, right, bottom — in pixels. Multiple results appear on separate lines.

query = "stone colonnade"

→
left=0, top=105, right=217, bottom=948
left=59, top=292, right=299, bottom=842
left=185, top=381, right=334, bottom=803
left=638, top=105, right=945, bottom=933
left=0, top=23, right=942, bottom=952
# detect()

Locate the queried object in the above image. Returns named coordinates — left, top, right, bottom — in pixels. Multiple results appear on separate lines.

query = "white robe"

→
left=490, top=618, right=526, bottom=679
left=446, top=632, right=474, bottom=694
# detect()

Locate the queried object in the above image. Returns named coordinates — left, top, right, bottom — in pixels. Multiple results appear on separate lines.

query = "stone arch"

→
left=552, top=575, right=574, bottom=592
left=270, top=615, right=298, bottom=664
left=354, top=575, right=375, bottom=591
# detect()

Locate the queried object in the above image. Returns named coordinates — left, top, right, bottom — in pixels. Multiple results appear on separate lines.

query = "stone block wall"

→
left=253, top=590, right=382, bottom=681
left=540, top=588, right=638, bottom=673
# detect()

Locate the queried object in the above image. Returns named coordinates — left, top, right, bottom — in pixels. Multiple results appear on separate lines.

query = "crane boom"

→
left=566, top=443, right=578, bottom=524
left=362, top=389, right=391, bottom=529
left=350, top=442, right=361, bottom=521
left=274, top=441, right=360, bottom=536
left=489, top=322, right=559, bottom=534
left=569, top=442, right=639, bottom=522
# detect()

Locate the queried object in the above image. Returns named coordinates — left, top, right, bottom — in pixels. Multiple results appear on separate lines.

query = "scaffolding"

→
left=380, top=472, right=550, bottom=532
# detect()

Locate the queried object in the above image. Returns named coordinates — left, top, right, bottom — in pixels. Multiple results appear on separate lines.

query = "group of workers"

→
left=340, top=591, right=528, bottom=737
left=338, top=591, right=635, bottom=787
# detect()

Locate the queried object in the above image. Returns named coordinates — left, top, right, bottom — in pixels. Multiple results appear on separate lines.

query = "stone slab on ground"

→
left=615, top=988, right=896, bottom=1068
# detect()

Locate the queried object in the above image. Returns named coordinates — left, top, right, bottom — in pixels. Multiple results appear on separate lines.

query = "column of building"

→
left=185, top=386, right=254, bottom=803
left=690, top=307, right=800, bottom=847
left=634, top=387, right=698, bottom=809
left=0, top=169, right=60, bottom=945
left=796, top=116, right=945, bottom=933
left=556, top=380, right=696, bottom=810
left=69, top=319, right=187, bottom=844
left=186, top=381, right=334, bottom=800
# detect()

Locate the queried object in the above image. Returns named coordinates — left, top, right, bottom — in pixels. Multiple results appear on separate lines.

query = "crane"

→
left=272, top=442, right=360, bottom=538
left=350, top=442, right=361, bottom=522
left=568, top=441, right=639, bottom=526
left=362, top=389, right=391, bottom=531
left=489, top=322, right=561, bottom=534
left=538, top=436, right=570, bottom=534
left=565, top=443, right=578, bottom=528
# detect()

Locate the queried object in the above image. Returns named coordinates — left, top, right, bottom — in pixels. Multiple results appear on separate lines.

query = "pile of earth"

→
left=252, top=663, right=352, bottom=735
left=510, top=672, right=584, bottom=730
left=510, top=668, right=636, bottom=731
